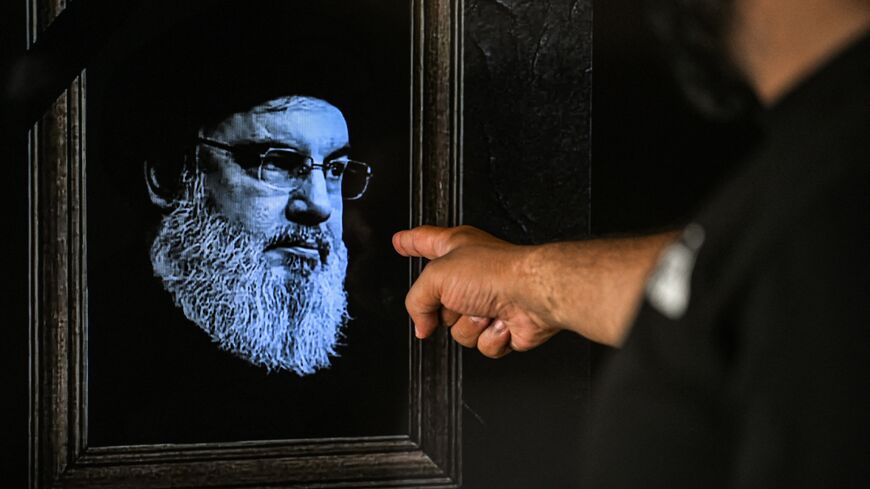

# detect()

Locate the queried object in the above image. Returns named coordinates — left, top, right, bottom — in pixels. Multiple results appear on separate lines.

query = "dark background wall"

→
left=1, top=0, right=29, bottom=481
left=2, top=0, right=750, bottom=486
left=592, top=0, right=754, bottom=235
left=461, top=1, right=592, bottom=487
left=459, top=0, right=749, bottom=485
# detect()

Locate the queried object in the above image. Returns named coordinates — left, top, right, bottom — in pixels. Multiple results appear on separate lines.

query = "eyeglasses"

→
left=197, top=138, right=373, bottom=200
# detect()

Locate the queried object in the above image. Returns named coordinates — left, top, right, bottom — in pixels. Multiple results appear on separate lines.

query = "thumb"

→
left=393, top=225, right=456, bottom=259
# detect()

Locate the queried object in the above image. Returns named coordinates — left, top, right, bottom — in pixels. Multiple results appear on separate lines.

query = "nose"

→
left=284, top=170, right=333, bottom=226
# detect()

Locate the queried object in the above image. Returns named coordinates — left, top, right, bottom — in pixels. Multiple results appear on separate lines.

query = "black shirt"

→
left=583, top=35, right=870, bottom=488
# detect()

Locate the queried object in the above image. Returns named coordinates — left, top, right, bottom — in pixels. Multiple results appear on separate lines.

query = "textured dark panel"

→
left=464, top=0, right=592, bottom=243
left=461, top=1, right=593, bottom=488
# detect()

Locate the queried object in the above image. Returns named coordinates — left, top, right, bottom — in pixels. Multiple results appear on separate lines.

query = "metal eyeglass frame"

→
left=196, top=137, right=373, bottom=200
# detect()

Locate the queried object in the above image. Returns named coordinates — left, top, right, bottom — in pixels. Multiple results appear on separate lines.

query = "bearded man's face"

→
left=149, top=96, right=352, bottom=375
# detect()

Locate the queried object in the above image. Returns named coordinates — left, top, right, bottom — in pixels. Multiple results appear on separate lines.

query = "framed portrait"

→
left=29, top=0, right=463, bottom=487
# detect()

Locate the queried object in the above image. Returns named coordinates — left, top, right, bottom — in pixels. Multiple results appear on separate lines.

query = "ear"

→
left=144, top=159, right=178, bottom=209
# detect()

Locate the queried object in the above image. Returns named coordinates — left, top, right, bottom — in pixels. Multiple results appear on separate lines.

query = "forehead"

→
left=205, top=97, right=349, bottom=150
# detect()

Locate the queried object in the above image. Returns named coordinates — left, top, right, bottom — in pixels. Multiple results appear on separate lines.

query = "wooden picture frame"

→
left=28, top=0, right=463, bottom=487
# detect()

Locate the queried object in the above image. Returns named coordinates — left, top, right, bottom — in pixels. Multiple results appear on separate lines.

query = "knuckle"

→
left=451, top=327, right=478, bottom=348
left=441, top=310, right=459, bottom=327
left=452, top=322, right=476, bottom=340
left=480, top=343, right=509, bottom=359
left=479, top=348, right=499, bottom=359
left=405, top=286, right=426, bottom=313
left=410, top=229, right=424, bottom=251
left=477, top=331, right=508, bottom=358
left=477, top=340, right=497, bottom=357
left=447, top=225, right=474, bottom=247
left=510, top=334, right=535, bottom=352
left=404, top=289, right=416, bottom=310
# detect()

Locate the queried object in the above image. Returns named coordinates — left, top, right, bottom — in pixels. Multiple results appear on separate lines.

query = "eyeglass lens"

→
left=259, top=151, right=370, bottom=199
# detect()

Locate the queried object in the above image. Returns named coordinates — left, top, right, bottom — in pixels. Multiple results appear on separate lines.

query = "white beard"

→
left=149, top=181, right=349, bottom=375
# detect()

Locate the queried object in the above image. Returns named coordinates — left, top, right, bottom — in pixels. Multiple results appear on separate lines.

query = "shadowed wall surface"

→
left=462, top=1, right=593, bottom=487
left=465, top=0, right=592, bottom=242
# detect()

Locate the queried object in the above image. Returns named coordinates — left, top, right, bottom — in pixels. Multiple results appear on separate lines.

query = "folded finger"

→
left=440, top=308, right=462, bottom=328
left=477, top=320, right=513, bottom=359
left=405, top=266, right=444, bottom=339
left=450, top=315, right=492, bottom=348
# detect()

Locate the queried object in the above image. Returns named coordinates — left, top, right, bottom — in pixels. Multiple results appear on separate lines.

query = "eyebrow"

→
left=237, top=140, right=296, bottom=151
left=324, top=145, right=352, bottom=161
left=230, top=140, right=352, bottom=160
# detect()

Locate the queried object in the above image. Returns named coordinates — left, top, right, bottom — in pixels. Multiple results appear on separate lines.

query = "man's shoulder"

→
left=689, top=94, right=870, bottom=302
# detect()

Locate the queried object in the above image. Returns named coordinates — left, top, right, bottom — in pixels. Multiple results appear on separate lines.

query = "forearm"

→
left=522, top=231, right=680, bottom=347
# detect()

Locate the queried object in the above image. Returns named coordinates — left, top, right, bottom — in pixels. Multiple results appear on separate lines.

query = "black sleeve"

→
left=580, top=183, right=870, bottom=489
left=727, top=186, right=870, bottom=488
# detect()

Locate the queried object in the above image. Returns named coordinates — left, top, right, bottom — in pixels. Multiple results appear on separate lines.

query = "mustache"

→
left=263, top=224, right=333, bottom=255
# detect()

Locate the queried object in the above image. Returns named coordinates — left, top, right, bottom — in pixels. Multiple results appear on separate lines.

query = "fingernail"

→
left=492, top=320, right=506, bottom=334
left=470, top=316, right=484, bottom=323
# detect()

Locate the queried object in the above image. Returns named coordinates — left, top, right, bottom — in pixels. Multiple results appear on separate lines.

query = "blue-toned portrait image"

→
left=147, top=96, right=371, bottom=375
left=86, top=0, right=411, bottom=446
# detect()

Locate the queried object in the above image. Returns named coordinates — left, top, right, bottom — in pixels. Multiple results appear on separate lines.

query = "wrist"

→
left=515, top=243, right=568, bottom=331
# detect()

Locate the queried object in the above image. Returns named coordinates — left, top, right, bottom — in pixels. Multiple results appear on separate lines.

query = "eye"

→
left=262, top=151, right=310, bottom=176
left=229, top=147, right=266, bottom=170
left=325, top=160, right=348, bottom=179
left=260, top=158, right=280, bottom=172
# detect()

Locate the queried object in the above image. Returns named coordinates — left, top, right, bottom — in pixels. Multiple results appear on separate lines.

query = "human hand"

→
left=392, top=225, right=561, bottom=358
